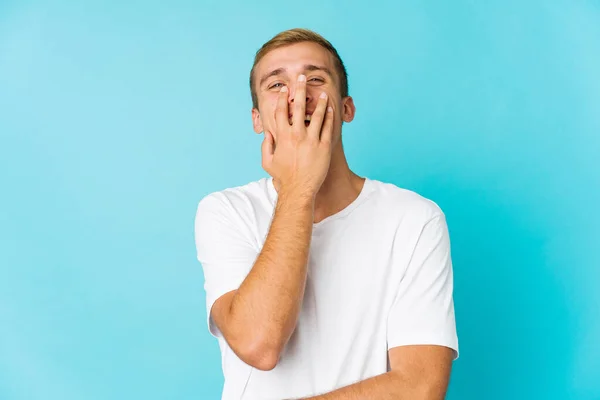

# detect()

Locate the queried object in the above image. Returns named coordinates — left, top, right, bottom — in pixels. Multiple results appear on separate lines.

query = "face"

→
left=251, top=42, right=355, bottom=144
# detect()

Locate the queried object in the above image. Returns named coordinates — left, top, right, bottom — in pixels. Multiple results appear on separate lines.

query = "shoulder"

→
left=194, top=177, right=276, bottom=244
left=368, top=179, right=445, bottom=225
left=196, top=177, right=273, bottom=219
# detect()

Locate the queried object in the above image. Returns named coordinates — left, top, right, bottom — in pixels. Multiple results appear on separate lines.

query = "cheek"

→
left=258, top=105, right=278, bottom=132
left=270, top=95, right=287, bottom=120
left=263, top=96, right=280, bottom=120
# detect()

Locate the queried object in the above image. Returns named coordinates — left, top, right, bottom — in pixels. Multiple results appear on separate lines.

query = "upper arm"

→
left=388, top=345, right=454, bottom=400
left=385, top=211, right=459, bottom=397
left=195, top=194, right=283, bottom=371
left=194, top=194, right=258, bottom=340
left=386, top=212, right=459, bottom=357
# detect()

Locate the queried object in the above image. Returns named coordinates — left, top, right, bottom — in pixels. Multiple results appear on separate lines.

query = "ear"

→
left=252, top=108, right=263, bottom=134
left=341, top=96, right=356, bottom=123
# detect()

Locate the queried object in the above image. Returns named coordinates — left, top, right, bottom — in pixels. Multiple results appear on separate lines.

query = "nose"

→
left=288, top=84, right=313, bottom=106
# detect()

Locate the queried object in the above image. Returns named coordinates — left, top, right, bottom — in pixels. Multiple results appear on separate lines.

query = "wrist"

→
left=277, top=188, right=315, bottom=209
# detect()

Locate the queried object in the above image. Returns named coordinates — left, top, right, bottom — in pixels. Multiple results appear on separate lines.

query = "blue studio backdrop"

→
left=1, top=1, right=599, bottom=399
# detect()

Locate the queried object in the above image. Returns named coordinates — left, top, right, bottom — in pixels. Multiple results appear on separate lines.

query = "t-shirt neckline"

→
left=267, top=176, right=374, bottom=227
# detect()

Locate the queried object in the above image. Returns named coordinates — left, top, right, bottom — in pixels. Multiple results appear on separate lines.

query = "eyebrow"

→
left=259, top=64, right=333, bottom=87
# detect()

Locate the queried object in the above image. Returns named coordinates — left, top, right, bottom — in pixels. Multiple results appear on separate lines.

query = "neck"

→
left=273, top=140, right=365, bottom=223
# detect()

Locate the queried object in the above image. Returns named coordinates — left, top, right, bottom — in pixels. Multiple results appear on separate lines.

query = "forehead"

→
left=255, top=42, right=335, bottom=78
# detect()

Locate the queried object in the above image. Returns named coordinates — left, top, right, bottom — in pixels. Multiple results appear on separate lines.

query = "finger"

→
left=292, top=74, right=306, bottom=130
left=261, top=130, right=274, bottom=169
left=275, top=86, right=289, bottom=133
left=307, top=91, right=328, bottom=139
left=320, top=105, right=334, bottom=144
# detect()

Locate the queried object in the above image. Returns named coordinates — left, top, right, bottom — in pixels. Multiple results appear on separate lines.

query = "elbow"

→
left=249, top=353, right=279, bottom=371
left=222, top=315, right=287, bottom=371
left=240, top=340, right=281, bottom=371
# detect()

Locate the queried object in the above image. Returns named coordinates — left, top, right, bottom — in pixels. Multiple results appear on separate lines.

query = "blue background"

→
left=1, top=1, right=599, bottom=399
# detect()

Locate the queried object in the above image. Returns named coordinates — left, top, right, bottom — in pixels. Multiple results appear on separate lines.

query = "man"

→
left=195, top=28, right=459, bottom=400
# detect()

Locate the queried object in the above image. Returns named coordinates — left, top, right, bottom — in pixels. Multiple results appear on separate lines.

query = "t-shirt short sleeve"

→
left=194, top=193, right=259, bottom=338
left=387, top=213, right=459, bottom=359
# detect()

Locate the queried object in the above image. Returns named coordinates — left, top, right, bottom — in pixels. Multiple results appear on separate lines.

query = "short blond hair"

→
left=249, top=28, right=349, bottom=109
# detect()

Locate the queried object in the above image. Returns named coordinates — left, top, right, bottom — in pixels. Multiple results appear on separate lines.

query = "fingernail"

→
left=298, top=74, right=306, bottom=82
left=320, top=92, right=327, bottom=99
left=327, top=106, right=333, bottom=113
left=281, top=86, right=288, bottom=92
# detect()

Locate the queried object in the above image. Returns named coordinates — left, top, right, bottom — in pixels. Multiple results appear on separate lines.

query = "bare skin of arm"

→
left=299, top=345, right=454, bottom=399
left=210, top=75, right=334, bottom=371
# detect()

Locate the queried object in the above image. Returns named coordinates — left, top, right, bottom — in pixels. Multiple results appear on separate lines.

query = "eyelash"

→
left=269, top=77, right=324, bottom=89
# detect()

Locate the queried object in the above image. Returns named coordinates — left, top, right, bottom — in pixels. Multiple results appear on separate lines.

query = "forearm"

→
left=304, top=371, right=403, bottom=400
left=293, top=370, right=445, bottom=400
left=231, top=189, right=314, bottom=358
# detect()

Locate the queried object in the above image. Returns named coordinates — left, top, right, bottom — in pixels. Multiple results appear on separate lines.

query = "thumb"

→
left=261, top=130, right=274, bottom=168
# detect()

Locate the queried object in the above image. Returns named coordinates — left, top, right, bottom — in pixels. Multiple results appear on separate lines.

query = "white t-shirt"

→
left=194, top=176, right=459, bottom=400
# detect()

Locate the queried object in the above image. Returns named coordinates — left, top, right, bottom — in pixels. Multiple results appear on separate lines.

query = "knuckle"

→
left=287, top=128, right=299, bottom=138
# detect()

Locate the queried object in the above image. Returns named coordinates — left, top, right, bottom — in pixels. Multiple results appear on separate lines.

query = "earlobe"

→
left=252, top=108, right=263, bottom=134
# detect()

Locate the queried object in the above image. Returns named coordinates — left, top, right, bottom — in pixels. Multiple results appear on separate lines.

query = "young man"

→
left=195, top=28, right=459, bottom=400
